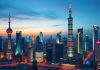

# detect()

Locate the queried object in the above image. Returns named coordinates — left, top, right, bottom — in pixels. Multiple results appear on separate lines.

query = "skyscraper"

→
left=0, top=36, right=4, bottom=59
left=63, top=37, right=67, bottom=58
left=15, top=31, right=23, bottom=61
left=93, top=25, right=99, bottom=51
left=39, top=32, right=45, bottom=56
left=55, top=43, right=64, bottom=63
left=0, top=36, right=3, bottom=52
left=84, top=35, right=89, bottom=54
left=67, top=1, right=74, bottom=58
left=35, top=36, right=44, bottom=63
left=39, top=32, right=43, bottom=43
left=25, top=36, right=33, bottom=62
left=56, top=32, right=62, bottom=44
left=95, top=41, right=100, bottom=61
left=77, top=27, right=83, bottom=54
left=95, top=41, right=100, bottom=70
left=46, top=40, right=53, bottom=63
left=6, top=14, right=13, bottom=60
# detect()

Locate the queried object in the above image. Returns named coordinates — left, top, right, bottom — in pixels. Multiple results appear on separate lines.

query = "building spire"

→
left=8, top=13, right=11, bottom=28
left=68, top=0, right=72, bottom=16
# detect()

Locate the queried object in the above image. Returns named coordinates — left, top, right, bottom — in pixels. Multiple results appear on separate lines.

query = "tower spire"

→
left=8, top=13, right=11, bottom=28
left=68, top=0, right=72, bottom=16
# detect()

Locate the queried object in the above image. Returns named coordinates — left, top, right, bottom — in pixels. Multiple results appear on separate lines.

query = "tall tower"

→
left=15, top=31, right=23, bottom=56
left=6, top=13, right=13, bottom=60
left=67, top=0, right=74, bottom=58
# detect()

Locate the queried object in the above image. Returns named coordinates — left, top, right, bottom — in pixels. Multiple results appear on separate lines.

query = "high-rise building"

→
left=84, top=35, right=89, bottom=54
left=63, top=37, right=67, bottom=58
left=15, top=31, right=23, bottom=61
left=21, top=37, right=26, bottom=55
left=0, top=36, right=4, bottom=59
left=55, top=33, right=64, bottom=63
left=35, top=36, right=44, bottom=63
left=25, top=36, right=33, bottom=62
left=6, top=14, right=13, bottom=60
left=55, top=43, right=64, bottom=63
left=77, top=27, right=83, bottom=54
left=67, top=1, right=74, bottom=58
left=95, top=41, right=100, bottom=61
left=56, top=32, right=62, bottom=44
left=39, top=32, right=45, bottom=56
left=46, top=40, right=53, bottom=63
left=39, top=32, right=43, bottom=43
left=0, top=36, right=3, bottom=52
left=93, top=25, right=99, bottom=51
left=95, top=41, right=100, bottom=70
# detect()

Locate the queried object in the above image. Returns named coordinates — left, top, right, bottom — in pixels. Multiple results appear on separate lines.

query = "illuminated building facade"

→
left=25, top=36, right=33, bottom=62
left=55, top=43, right=64, bottom=63
left=63, top=37, right=67, bottom=58
left=35, top=36, right=44, bottom=63
left=39, top=32, right=45, bottom=56
left=39, top=32, right=43, bottom=43
left=84, top=35, right=89, bottom=54
left=77, top=27, right=83, bottom=54
left=67, top=2, right=74, bottom=58
left=0, top=37, right=4, bottom=59
left=95, top=41, right=100, bottom=70
left=56, top=32, right=62, bottom=44
left=93, top=25, right=99, bottom=51
left=95, top=41, right=100, bottom=61
left=0, top=36, right=2, bottom=52
left=46, top=41, right=53, bottom=63
left=6, top=14, right=13, bottom=60
left=15, top=31, right=23, bottom=60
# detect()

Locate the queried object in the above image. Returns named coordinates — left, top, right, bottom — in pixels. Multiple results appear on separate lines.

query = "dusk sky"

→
left=0, top=0, right=100, bottom=36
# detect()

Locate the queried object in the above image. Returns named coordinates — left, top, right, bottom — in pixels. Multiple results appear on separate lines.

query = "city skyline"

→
left=0, top=0, right=100, bottom=36
left=0, top=0, right=100, bottom=69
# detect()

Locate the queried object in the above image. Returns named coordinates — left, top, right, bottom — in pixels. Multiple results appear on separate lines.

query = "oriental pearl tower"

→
left=6, top=13, right=13, bottom=60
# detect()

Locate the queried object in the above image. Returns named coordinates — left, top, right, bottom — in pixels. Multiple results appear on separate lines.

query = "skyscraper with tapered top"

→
left=6, top=13, right=13, bottom=60
left=67, top=0, right=74, bottom=58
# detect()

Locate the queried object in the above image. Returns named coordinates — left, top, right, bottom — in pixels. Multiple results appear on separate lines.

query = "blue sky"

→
left=0, top=0, right=100, bottom=36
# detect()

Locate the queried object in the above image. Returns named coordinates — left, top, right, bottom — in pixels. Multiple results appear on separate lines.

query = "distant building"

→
left=56, top=32, right=62, bottom=44
left=25, top=36, right=33, bottom=62
left=77, top=27, right=83, bottom=54
left=63, top=37, right=67, bottom=58
left=93, top=25, right=99, bottom=51
left=39, top=32, right=45, bottom=56
left=35, top=36, right=44, bottom=63
left=21, top=37, right=26, bottom=55
left=83, top=35, right=89, bottom=54
left=46, top=40, right=53, bottom=63
left=39, top=32, right=43, bottom=43
left=95, top=40, right=100, bottom=62
left=0, top=36, right=4, bottom=59
left=0, top=36, right=3, bottom=52
left=55, top=43, right=64, bottom=63
left=15, top=31, right=23, bottom=61
left=95, top=40, right=100, bottom=70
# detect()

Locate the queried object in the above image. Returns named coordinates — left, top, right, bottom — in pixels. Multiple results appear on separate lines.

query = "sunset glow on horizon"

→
left=0, top=0, right=100, bottom=37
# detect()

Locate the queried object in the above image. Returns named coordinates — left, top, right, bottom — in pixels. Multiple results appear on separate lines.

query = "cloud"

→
left=0, top=0, right=67, bottom=20
left=51, top=25, right=61, bottom=27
